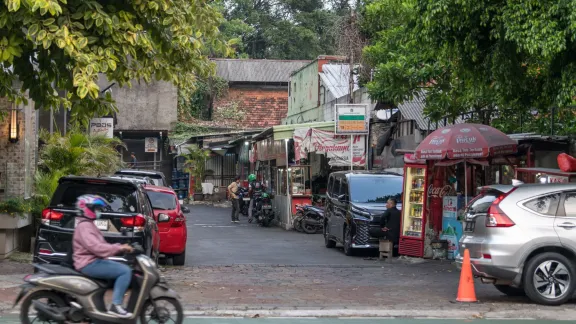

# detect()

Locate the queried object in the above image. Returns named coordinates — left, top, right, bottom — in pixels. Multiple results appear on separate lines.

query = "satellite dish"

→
left=376, top=110, right=390, bottom=120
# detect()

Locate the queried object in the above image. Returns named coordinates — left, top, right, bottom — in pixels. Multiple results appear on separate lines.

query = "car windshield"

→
left=147, top=191, right=177, bottom=210
left=349, top=176, right=403, bottom=203
left=52, top=183, right=139, bottom=213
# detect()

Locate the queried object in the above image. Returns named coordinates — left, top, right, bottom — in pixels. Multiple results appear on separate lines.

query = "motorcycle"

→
left=293, top=205, right=324, bottom=234
left=15, top=243, right=183, bottom=324
left=254, top=192, right=275, bottom=227
left=237, top=187, right=250, bottom=216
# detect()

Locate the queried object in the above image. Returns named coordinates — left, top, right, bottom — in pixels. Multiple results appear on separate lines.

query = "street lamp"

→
left=8, top=108, right=19, bottom=143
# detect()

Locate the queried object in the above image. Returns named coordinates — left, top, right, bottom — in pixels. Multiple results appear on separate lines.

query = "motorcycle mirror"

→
left=181, top=206, right=190, bottom=214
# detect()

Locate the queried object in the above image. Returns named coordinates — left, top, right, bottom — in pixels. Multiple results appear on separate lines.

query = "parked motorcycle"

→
left=237, top=186, right=250, bottom=216
left=293, top=205, right=323, bottom=234
left=15, top=243, right=183, bottom=324
left=254, top=192, right=275, bottom=227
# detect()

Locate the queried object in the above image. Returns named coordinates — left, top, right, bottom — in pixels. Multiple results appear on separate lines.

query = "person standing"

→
left=247, top=174, right=264, bottom=223
left=380, top=198, right=401, bottom=257
left=228, top=176, right=241, bottom=223
left=129, top=152, right=138, bottom=169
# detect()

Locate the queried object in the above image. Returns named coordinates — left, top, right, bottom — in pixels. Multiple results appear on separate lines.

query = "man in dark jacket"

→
left=380, top=198, right=401, bottom=256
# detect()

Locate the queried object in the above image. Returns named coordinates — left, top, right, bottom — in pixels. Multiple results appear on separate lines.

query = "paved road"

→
left=0, top=316, right=570, bottom=324
left=184, top=204, right=380, bottom=266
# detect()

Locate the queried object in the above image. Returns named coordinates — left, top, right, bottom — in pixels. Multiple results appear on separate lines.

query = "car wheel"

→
left=493, top=284, right=525, bottom=297
left=523, top=252, right=576, bottom=305
left=343, top=225, right=354, bottom=256
left=324, top=222, right=336, bottom=248
left=172, top=251, right=186, bottom=266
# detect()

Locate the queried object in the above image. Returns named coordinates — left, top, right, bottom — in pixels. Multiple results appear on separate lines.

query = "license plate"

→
left=263, top=205, right=272, bottom=209
left=243, top=198, right=250, bottom=201
left=75, top=218, right=109, bottom=231
left=464, top=221, right=475, bottom=232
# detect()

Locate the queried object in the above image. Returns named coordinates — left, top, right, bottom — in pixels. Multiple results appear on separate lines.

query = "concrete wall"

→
left=98, top=77, right=178, bottom=131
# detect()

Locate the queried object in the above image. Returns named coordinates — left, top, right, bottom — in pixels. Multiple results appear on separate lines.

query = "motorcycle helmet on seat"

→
left=76, top=195, right=111, bottom=220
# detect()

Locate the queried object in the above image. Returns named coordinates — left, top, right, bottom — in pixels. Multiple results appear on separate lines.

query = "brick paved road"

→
left=2, top=205, right=575, bottom=319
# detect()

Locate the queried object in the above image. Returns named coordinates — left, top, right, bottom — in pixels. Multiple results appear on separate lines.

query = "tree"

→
left=362, top=0, right=576, bottom=135
left=0, top=0, right=230, bottom=121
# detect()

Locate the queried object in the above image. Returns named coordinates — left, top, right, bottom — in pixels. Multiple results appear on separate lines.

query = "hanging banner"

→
left=293, top=128, right=365, bottom=167
left=89, top=118, right=114, bottom=138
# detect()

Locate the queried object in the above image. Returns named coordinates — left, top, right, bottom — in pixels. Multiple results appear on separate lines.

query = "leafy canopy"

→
left=0, top=0, right=231, bottom=120
left=363, top=0, right=576, bottom=134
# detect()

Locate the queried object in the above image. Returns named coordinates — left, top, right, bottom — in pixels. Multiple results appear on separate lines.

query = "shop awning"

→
left=252, top=121, right=335, bottom=142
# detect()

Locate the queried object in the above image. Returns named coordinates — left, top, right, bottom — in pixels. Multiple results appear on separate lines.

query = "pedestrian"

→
left=228, top=176, right=241, bottom=223
left=129, top=152, right=138, bottom=169
left=380, top=198, right=401, bottom=257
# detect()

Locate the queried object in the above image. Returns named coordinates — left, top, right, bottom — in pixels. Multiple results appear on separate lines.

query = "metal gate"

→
left=204, top=153, right=237, bottom=187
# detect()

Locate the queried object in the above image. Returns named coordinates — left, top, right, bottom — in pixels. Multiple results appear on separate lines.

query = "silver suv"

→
left=456, top=183, right=576, bottom=305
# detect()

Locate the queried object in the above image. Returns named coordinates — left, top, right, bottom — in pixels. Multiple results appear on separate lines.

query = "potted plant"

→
left=181, top=147, right=211, bottom=201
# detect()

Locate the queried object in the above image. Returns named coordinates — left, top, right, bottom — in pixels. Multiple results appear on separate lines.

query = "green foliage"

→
left=0, top=197, right=30, bottom=215
left=178, top=76, right=228, bottom=120
left=170, top=122, right=213, bottom=143
left=362, top=0, right=576, bottom=135
left=39, top=128, right=126, bottom=176
left=0, top=0, right=231, bottom=121
left=181, top=147, right=211, bottom=191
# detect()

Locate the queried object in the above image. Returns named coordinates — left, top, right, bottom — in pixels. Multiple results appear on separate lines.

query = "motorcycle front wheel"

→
left=140, top=297, right=184, bottom=324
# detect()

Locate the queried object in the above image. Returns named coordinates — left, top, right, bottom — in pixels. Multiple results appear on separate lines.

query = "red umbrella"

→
left=415, top=124, right=517, bottom=160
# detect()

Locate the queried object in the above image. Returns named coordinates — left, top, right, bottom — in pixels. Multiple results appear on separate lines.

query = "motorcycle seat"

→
left=33, top=263, right=112, bottom=288
left=307, top=206, right=324, bottom=215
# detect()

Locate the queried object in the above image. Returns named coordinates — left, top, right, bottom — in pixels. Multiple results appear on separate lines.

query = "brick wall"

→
left=0, top=96, right=37, bottom=199
left=214, top=87, right=288, bottom=129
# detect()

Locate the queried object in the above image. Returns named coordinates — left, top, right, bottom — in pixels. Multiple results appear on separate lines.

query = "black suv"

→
left=323, top=171, right=403, bottom=256
left=34, top=176, right=160, bottom=265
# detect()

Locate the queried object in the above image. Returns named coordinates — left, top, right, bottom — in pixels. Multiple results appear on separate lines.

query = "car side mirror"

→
left=181, top=206, right=190, bottom=214
left=158, top=213, right=170, bottom=222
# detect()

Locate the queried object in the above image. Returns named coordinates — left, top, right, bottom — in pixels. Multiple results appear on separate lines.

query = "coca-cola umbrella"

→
left=415, top=123, right=517, bottom=201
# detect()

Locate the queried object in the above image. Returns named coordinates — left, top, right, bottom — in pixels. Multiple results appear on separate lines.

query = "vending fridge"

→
left=399, top=163, right=429, bottom=257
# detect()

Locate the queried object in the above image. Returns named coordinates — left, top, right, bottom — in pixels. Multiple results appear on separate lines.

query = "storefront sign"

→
left=335, top=104, right=369, bottom=135
left=428, top=185, right=455, bottom=198
left=89, top=118, right=114, bottom=138
left=294, top=128, right=366, bottom=167
left=441, top=196, right=463, bottom=260
left=145, top=137, right=158, bottom=153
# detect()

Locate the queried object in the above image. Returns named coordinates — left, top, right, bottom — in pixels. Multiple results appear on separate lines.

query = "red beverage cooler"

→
left=399, top=163, right=429, bottom=257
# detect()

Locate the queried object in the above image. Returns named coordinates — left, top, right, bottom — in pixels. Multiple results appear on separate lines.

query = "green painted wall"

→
left=285, top=61, right=321, bottom=125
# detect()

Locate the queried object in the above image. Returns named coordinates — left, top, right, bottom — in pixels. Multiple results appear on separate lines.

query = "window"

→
left=349, top=176, right=403, bottom=203
left=146, top=191, right=177, bottom=210
left=523, top=193, right=561, bottom=216
left=327, top=176, right=334, bottom=197
left=52, top=183, right=139, bottom=213
left=466, top=191, right=500, bottom=215
left=563, top=193, right=576, bottom=217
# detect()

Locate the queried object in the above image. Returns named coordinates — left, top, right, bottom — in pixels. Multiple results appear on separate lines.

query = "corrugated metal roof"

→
left=397, top=93, right=464, bottom=130
left=213, top=59, right=311, bottom=83
left=319, top=64, right=359, bottom=99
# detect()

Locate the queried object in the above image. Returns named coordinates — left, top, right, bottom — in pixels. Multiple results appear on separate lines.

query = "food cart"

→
left=516, top=167, right=576, bottom=184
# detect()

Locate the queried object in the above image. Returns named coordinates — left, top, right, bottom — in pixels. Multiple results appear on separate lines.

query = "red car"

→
left=144, top=185, right=189, bottom=265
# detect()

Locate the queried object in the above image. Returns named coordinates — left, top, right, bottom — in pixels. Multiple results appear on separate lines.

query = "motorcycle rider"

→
left=72, top=195, right=134, bottom=318
left=247, top=173, right=265, bottom=223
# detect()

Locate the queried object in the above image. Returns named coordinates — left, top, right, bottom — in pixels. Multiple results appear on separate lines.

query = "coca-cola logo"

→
left=428, top=185, right=454, bottom=198
left=456, top=135, right=477, bottom=144
left=429, top=136, right=445, bottom=146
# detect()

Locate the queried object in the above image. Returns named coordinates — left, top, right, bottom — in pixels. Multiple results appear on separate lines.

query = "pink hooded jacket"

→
left=73, top=218, right=124, bottom=270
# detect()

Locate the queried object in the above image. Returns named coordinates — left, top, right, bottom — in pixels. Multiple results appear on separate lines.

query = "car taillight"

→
left=38, top=248, right=53, bottom=254
left=121, top=214, right=146, bottom=227
left=486, top=188, right=517, bottom=228
left=41, top=208, right=64, bottom=225
left=171, top=217, right=185, bottom=227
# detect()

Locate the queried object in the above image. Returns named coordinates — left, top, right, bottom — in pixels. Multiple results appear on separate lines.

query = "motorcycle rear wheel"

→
left=140, top=297, right=184, bottom=324
left=20, top=290, right=67, bottom=324
left=293, top=215, right=303, bottom=232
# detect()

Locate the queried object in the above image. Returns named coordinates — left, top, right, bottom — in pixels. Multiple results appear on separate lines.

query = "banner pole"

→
left=350, top=135, right=353, bottom=170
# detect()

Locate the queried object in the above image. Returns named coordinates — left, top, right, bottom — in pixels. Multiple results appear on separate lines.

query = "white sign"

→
left=293, top=128, right=366, bottom=167
left=145, top=137, right=158, bottom=153
left=335, top=104, right=369, bottom=135
left=89, top=118, right=114, bottom=138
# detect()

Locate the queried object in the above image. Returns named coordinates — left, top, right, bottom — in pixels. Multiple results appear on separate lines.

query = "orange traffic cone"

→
left=456, top=248, right=477, bottom=302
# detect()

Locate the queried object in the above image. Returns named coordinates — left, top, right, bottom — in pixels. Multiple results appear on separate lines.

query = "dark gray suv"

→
left=323, top=171, right=403, bottom=256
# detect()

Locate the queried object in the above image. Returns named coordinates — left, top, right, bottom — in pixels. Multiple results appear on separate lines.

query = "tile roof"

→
left=213, top=59, right=311, bottom=83
left=319, top=64, right=359, bottom=99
